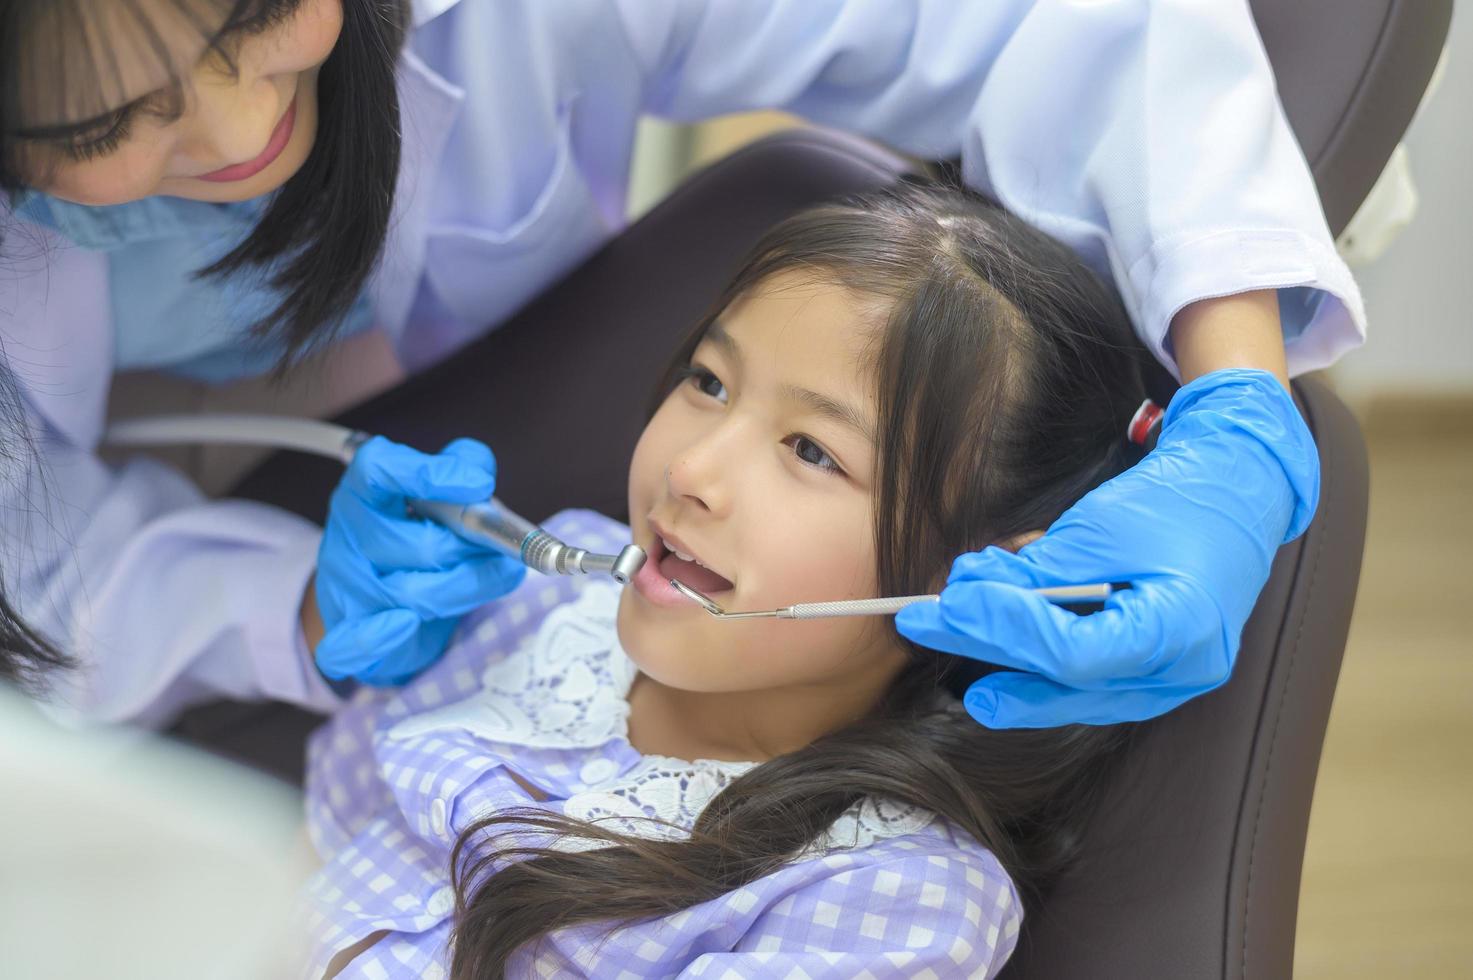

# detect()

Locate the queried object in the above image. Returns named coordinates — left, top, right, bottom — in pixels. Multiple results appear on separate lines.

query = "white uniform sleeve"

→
left=5, top=438, right=342, bottom=727
left=0, top=231, right=342, bottom=728
left=608, top=0, right=1366, bottom=377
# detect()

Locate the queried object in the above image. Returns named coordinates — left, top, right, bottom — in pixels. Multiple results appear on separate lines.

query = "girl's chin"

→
left=616, top=600, right=735, bottom=691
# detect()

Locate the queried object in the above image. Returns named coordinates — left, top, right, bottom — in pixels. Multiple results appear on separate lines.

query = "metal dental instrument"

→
left=411, top=497, right=646, bottom=582
left=104, top=414, right=647, bottom=584
left=670, top=580, right=1118, bottom=620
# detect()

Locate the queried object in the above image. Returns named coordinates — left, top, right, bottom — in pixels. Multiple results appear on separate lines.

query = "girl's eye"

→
left=787, top=435, right=844, bottom=475
left=680, top=366, right=728, bottom=404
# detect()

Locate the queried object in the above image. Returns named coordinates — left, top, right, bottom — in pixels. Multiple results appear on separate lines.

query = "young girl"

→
left=304, top=181, right=1148, bottom=978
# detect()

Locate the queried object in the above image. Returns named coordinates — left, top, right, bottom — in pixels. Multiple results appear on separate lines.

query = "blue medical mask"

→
left=12, top=191, right=372, bottom=383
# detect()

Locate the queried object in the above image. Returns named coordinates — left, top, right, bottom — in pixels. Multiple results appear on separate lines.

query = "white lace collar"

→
left=561, top=759, right=935, bottom=856
left=386, top=583, right=636, bottom=750
left=389, top=582, right=934, bottom=850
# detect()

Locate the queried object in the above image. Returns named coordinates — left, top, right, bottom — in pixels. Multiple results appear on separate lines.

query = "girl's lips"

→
left=658, top=549, right=735, bottom=594
left=195, top=97, right=297, bottom=183
left=631, top=535, right=734, bottom=609
left=631, top=552, right=690, bottom=608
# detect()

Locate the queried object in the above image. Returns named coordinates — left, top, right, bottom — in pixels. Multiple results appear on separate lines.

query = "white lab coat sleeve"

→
left=606, top=0, right=1366, bottom=378
left=5, top=437, right=343, bottom=727
left=0, top=228, right=342, bottom=728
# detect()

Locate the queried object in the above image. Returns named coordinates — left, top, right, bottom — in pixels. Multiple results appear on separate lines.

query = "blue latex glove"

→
left=314, top=436, right=527, bottom=686
left=896, top=369, right=1319, bottom=728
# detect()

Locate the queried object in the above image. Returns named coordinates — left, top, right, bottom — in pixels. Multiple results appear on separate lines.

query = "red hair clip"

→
left=1127, top=399, right=1164, bottom=447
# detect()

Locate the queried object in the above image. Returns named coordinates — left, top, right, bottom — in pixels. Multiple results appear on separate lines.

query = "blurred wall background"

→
left=1332, top=7, right=1473, bottom=405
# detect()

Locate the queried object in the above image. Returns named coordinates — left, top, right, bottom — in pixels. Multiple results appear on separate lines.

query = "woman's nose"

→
left=179, top=63, right=281, bottom=167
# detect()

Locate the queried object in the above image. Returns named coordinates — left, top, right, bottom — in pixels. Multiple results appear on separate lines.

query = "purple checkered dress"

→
left=303, top=511, right=1021, bottom=978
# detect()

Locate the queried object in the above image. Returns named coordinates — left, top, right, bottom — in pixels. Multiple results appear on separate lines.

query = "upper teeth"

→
left=663, top=537, right=708, bottom=569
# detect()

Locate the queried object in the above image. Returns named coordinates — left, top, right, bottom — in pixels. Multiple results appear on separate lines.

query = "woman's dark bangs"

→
left=1, top=1, right=249, bottom=142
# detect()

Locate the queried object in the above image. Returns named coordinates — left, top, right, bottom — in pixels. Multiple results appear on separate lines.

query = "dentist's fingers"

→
left=897, top=579, right=1090, bottom=680
left=965, top=671, right=1207, bottom=729
left=948, top=539, right=1121, bottom=590
left=353, top=618, right=461, bottom=687
left=346, top=436, right=498, bottom=506
left=946, top=546, right=1065, bottom=589
left=349, top=507, right=490, bottom=569
left=437, top=437, right=498, bottom=474
left=898, top=578, right=1224, bottom=691
left=314, top=608, right=421, bottom=680
left=379, top=556, right=528, bottom=619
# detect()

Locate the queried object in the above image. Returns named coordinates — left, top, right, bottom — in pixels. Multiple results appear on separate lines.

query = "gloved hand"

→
left=314, top=436, right=526, bottom=686
left=897, top=369, right=1319, bottom=728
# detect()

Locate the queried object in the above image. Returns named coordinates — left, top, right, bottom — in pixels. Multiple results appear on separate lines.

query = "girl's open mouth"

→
left=631, top=533, right=734, bottom=608
left=654, top=537, right=734, bottom=595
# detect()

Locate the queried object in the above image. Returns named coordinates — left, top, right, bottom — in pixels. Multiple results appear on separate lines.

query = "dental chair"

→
left=208, top=1, right=1451, bottom=975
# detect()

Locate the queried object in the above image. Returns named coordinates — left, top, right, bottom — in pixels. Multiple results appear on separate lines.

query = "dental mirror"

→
left=670, top=580, right=1118, bottom=621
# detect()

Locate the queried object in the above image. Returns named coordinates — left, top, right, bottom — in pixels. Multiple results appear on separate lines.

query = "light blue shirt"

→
left=12, top=193, right=376, bottom=382
left=0, top=0, right=1367, bottom=725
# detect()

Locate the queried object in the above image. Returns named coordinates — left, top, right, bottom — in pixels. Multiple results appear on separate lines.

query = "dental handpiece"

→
left=104, top=414, right=646, bottom=584
left=409, top=497, right=646, bottom=583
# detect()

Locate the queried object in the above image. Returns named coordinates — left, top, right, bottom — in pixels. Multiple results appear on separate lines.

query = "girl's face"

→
left=618, top=272, right=910, bottom=698
left=14, top=0, right=342, bottom=205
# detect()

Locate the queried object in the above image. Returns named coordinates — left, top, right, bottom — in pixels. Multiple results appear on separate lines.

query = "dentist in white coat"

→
left=0, top=0, right=1363, bottom=731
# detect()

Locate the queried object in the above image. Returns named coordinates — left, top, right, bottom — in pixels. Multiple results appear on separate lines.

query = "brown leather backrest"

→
left=1251, top=0, right=1452, bottom=235
left=999, top=375, right=1368, bottom=978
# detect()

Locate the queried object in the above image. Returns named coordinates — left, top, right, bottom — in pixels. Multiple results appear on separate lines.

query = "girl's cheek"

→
left=627, top=419, right=669, bottom=516
left=745, top=515, right=875, bottom=610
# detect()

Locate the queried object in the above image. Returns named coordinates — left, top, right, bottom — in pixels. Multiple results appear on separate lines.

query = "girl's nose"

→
left=179, top=61, right=282, bottom=168
left=665, top=429, right=738, bottom=517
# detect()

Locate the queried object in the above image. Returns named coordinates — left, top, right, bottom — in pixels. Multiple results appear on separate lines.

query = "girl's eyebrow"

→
left=705, top=320, right=872, bottom=442
left=703, top=320, right=742, bottom=361
left=781, top=384, right=874, bottom=443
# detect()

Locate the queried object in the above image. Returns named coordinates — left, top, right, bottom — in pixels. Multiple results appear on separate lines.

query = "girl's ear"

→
left=997, top=529, right=1045, bottom=554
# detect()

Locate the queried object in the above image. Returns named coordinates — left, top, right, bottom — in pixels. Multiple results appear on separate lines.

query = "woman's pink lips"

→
left=195, top=98, right=297, bottom=183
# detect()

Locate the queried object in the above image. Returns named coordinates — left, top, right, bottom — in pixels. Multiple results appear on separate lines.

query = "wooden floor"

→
left=1294, top=420, right=1473, bottom=976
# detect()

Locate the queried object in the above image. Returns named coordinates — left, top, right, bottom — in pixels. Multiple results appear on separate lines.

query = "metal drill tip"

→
left=609, top=544, right=648, bottom=584
left=670, top=579, right=725, bottom=615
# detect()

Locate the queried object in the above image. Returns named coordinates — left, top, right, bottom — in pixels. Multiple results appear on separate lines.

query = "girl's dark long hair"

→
left=448, top=181, right=1153, bottom=978
left=0, top=0, right=408, bottom=687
